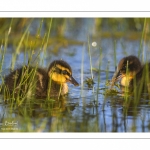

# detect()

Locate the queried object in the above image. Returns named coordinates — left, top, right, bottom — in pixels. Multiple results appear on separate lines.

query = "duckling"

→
left=2, top=60, right=79, bottom=99
left=111, top=55, right=150, bottom=94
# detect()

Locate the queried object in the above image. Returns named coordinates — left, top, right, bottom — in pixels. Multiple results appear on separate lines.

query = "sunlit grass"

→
left=0, top=18, right=56, bottom=132
left=0, top=18, right=150, bottom=132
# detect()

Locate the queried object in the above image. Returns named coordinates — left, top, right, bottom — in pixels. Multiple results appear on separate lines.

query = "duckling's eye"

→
left=62, top=70, right=68, bottom=75
left=54, top=67, right=71, bottom=76
left=121, top=66, right=126, bottom=71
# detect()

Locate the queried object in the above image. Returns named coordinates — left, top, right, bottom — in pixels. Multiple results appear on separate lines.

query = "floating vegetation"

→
left=104, top=88, right=119, bottom=96
left=105, top=80, right=120, bottom=89
left=102, top=80, right=120, bottom=96
left=84, top=77, right=95, bottom=88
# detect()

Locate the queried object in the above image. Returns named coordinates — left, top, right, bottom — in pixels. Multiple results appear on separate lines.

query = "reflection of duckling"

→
left=3, top=60, right=79, bottom=99
left=111, top=55, right=150, bottom=93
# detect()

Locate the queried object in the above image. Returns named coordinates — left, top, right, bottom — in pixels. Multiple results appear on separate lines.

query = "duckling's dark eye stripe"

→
left=121, top=66, right=126, bottom=71
left=54, top=67, right=61, bottom=74
left=55, top=67, right=71, bottom=76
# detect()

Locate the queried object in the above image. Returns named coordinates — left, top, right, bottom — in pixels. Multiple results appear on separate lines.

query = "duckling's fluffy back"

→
left=3, top=66, right=68, bottom=99
left=130, top=62, right=150, bottom=93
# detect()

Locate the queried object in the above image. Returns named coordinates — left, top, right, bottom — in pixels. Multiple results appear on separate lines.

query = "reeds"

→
left=0, top=18, right=59, bottom=132
left=0, top=18, right=150, bottom=132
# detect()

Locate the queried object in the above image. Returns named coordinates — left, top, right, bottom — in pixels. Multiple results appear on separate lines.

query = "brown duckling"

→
left=2, top=60, right=79, bottom=99
left=111, top=55, right=150, bottom=94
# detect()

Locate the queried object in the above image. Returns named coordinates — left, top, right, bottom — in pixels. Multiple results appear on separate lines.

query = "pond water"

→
left=0, top=18, right=150, bottom=132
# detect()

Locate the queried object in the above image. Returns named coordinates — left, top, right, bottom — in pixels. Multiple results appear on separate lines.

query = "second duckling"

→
left=111, top=55, right=150, bottom=94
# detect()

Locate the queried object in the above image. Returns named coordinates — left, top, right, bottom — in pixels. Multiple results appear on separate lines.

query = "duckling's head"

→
left=111, top=55, right=142, bottom=87
left=48, top=60, right=79, bottom=86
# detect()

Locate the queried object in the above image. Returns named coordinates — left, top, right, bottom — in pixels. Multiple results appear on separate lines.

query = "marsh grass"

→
left=11, top=19, right=33, bottom=70
left=0, top=19, right=64, bottom=132
left=113, top=40, right=117, bottom=68
left=1, top=18, right=150, bottom=132
left=96, top=48, right=102, bottom=101
left=4, top=19, right=53, bottom=101
left=87, top=37, right=98, bottom=105
left=138, top=18, right=147, bottom=61
left=87, top=37, right=94, bottom=80
left=0, top=19, right=13, bottom=76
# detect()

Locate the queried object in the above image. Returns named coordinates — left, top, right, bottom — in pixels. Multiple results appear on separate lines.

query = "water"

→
left=0, top=18, right=150, bottom=132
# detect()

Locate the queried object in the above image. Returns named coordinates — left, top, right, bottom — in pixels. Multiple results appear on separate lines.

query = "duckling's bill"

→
left=110, top=70, right=120, bottom=87
left=68, top=76, right=79, bottom=86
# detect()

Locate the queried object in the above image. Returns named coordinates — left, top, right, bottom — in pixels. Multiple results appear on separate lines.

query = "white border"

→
left=0, top=11, right=150, bottom=18
left=0, top=0, right=150, bottom=12
left=0, top=133, right=150, bottom=139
